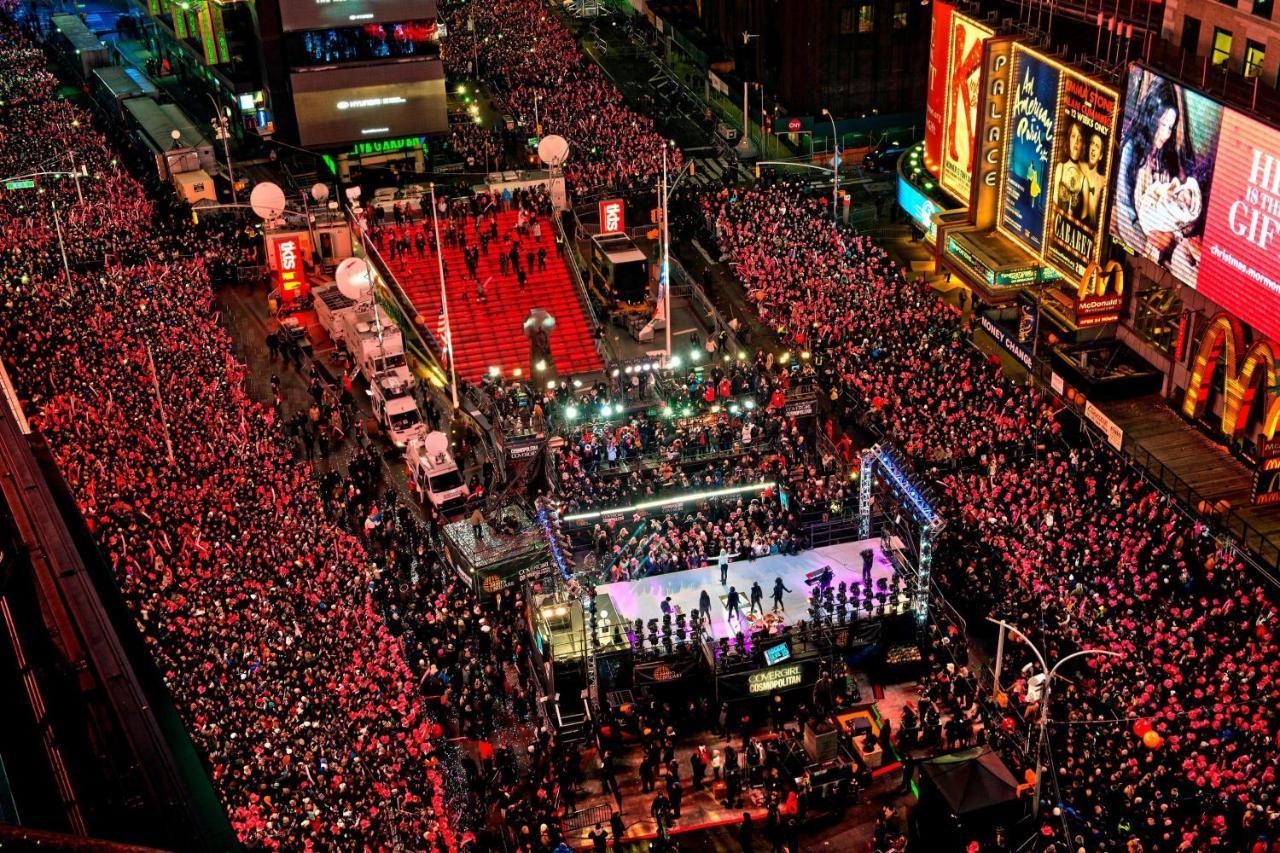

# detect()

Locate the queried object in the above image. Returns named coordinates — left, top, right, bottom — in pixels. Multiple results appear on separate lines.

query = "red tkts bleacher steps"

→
left=384, top=210, right=603, bottom=382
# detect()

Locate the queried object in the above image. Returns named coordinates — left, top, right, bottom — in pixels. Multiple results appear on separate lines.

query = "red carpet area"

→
left=384, top=210, right=603, bottom=381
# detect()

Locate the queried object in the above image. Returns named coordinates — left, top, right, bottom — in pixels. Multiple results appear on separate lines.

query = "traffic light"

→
left=191, top=209, right=199, bottom=224
left=688, top=162, right=695, bottom=176
left=754, top=164, right=761, bottom=179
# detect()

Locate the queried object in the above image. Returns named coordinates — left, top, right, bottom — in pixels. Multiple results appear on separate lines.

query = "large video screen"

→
left=1109, top=66, right=1224, bottom=287
left=1197, top=109, right=1280, bottom=342
left=291, top=59, right=446, bottom=148
left=939, top=13, right=993, bottom=203
left=899, top=176, right=942, bottom=243
left=924, top=2, right=955, bottom=177
left=999, top=46, right=1060, bottom=254
left=279, top=0, right=437, bottom=33
left=1043, top=74, right=1118, bottom=280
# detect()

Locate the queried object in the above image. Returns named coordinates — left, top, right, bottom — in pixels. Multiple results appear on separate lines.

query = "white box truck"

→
left=405, top=431, right=470, bottom=510
left=369, top=371, right=426, bottom=449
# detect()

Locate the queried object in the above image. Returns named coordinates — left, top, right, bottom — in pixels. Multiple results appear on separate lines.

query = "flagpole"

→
left=429, top=182, right=459, bottom=409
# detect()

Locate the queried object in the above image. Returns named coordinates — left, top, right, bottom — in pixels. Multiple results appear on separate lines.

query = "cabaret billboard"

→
left=1109, top=66, right=1223, bottom=289
left=1043, top=74, right=1118, bottom=282
left=939, top=13, right=993, bottom=204
left=999, top=45, right=1059, bottom=254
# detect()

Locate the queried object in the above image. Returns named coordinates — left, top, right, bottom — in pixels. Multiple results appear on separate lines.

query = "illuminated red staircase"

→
left=385, top=210, right=603, bottom=382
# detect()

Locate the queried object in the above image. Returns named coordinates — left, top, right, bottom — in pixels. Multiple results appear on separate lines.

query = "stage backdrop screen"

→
left=924, top=2, right=955, bottom=176
left=1197, top=109, right=1280, bottom=343
left=1043, top=73, right=1118, bottom=281
left=279, top=0, right=437, bottom=32
left=939, top=13, right=993, bottom=204
left=290, top=59, right=446, bottom=148
left=1109, top=66, right=1224, bottom=288
left=999, top=46, right=1060, bottom=254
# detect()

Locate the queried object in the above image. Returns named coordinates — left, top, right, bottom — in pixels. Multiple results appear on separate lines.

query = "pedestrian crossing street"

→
left=686, top=155, right=745, bottom=189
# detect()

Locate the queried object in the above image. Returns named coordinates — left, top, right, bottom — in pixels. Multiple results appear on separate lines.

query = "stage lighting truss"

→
left=858, top=444, right=945, bottom=626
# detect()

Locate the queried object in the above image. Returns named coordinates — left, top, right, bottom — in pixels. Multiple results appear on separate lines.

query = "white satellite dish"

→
left=537, top=135, right=570, bottom=168
left=334, top=256, right=374, bottom=302
left=249, top=181, right=286, bottom=220
left=424, top=431, right=450, bottom=459
left=311, top=183, right=330, bottom=203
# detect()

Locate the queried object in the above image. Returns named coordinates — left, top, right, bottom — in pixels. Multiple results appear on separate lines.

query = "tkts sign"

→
left=599, top=199, right=625, bottom=235
left=971, top=36, right=1014, bottom=230
left=275, top=236, right=304, bottom=300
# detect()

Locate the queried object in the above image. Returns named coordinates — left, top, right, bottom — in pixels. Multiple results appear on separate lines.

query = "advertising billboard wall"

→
left=290, top=59, right=446, bottom=148
left=1196, top=110, right=1280, bottom=343
left=1110, top=66, right=1224, bottom=288
left=279, top=0, right=438, bottom=32
left=1000, top=46, right=1060, bottom=253
left=1043, top=74, right=1118, bottom=280
left=924, top=2, right=955, bottom=176
left=939, top=14, right=993, bottom=203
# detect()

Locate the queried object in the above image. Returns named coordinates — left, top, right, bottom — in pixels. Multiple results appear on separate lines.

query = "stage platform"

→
left=595, top=538, right=901, bottom=639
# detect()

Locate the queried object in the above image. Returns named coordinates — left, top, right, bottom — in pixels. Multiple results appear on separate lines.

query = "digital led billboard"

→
left=1110, top=66, right=1224, bottom=288
left=1043, top=74, right=1118, bottom=281
left=898, top=176, right=942, bottom=243
left=1197, top=109, right=1280, bottom=343
left=939, top=14, right=993, bottom=203
left=290, top=59, right=446, bottom=148
left=1000, top=46, right=1060, bottom=254
left=279, top=0, right=437, bottom=33
left=924, top=2, right=955, bottom=176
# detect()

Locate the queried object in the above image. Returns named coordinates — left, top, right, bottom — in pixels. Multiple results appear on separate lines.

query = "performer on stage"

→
left=726, top=586, right=742, bottom=622
left=699, top=589, right=712, bottom=622
left=749, top=581, right=764, bottom=614
left=772, top=577, right=792, bottom=612
left=861, top=548, right=874, bottom=588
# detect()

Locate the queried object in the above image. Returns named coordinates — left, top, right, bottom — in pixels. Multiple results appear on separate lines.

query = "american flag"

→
left=437, top=302, right=451, bottom=366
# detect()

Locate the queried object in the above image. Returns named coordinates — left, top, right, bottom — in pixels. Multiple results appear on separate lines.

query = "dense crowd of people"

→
left=0, top=21, right=465, bottom=850
left=708, top=179, right=1280, bottom=849
left=439, top=0, right=681, bottom=196
left=6, top=0, right=1280, bottom=843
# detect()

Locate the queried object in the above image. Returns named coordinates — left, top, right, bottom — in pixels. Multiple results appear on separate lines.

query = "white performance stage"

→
left=594, top=538, right=901, bottom=640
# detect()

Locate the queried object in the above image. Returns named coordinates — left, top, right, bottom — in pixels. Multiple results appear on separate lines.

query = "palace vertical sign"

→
left=971, top=36, right=1014, bottom=230
left=599, top=199, right=625, bottom=235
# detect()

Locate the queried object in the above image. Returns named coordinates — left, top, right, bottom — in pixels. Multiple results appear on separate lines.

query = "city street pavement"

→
left=213, top=280, right=439, bottom=506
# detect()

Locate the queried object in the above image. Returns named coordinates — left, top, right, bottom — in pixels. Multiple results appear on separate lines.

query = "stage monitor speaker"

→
left=804, top=720, right=838, bottom=762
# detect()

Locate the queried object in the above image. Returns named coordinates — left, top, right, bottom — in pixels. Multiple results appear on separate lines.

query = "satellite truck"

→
left=320, top=256, right=427, bottom=448
left=405, top=431, right=470, bottom=510
left=369, top=370, right=427, bottom=449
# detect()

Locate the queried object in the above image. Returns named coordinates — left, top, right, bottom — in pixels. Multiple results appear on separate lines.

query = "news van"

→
left=405, top=431, right=470, bottom=510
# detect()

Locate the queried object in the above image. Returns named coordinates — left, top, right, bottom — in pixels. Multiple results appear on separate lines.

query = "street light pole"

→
left=822, top=108, right=839, bottom=221
left=208, top=94, right=238, bottom=205
left=428, top=182, right=459, bottom=409
left=49, top=198, right=73, bottom=289
left=987, top=618, right=1121, bottom=821
left=661, top=145, right=671, bottom=361
left=67, top=152, right=84, bottom=206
